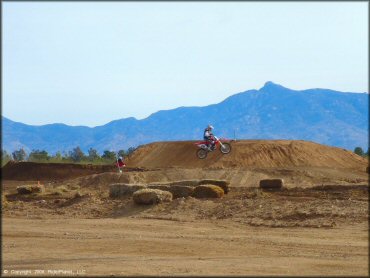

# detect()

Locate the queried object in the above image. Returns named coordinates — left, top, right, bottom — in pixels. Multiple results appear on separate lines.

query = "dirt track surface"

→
left=3, top=218, right=368, bottom=276
left=2, top=140, right=369, bottom=276
left=2, top=180, right=369, bottom=276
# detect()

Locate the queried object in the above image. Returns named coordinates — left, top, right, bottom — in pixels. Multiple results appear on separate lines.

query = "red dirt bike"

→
left=195, top=135, right=232, bottom=159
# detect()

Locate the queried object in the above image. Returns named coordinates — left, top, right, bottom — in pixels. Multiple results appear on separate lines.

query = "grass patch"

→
left=49, top=185, right=70, bottom=195
left=70, top=184, right=80, bottom=190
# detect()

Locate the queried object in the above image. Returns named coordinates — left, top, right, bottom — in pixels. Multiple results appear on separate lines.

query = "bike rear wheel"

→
left=220, top=143, right=231, bottom=154
left=197, top=149, right=208, bottom=159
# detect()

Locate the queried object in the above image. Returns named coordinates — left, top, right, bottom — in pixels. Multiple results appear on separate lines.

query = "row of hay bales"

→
left=109, top=179, right=229, bottom=205
left=109, top=179, right=284, bottom=205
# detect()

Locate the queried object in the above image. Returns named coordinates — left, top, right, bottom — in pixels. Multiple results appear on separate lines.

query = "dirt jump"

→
left=127, top=139, right=367, bottom=169
left=2, top=140, right=369, bottom=276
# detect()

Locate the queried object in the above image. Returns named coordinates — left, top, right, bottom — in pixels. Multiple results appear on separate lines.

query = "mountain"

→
left=2, top=82, right=368, bottom=154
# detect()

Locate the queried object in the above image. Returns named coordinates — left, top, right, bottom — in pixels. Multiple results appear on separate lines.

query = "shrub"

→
left=16, top=184, right=45, bottom=194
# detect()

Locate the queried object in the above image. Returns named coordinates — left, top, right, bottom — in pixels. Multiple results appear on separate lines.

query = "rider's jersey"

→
left=117, top=159, right=126, bottom=167
left=204, top=129, right=213, bottom=139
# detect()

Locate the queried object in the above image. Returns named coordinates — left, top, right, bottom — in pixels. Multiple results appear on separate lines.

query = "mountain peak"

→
left=260, top=81, right=288, bottom=92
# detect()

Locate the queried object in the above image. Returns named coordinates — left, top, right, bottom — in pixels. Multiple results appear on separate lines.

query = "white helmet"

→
left=119, top=156, right=123, bottom=160
left=207, top=125, right=214, bottom=130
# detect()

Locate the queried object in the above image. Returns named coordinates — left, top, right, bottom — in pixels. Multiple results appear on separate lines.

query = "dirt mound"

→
left=127, top=140, right=367, bottom=169
left=1, top=161, right=115, bottom=181
left=1, top=161, right=151, bottom=181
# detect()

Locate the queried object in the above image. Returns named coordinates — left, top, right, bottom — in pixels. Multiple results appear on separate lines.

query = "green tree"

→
left=1, top=150, right=12, bottom=166
left=354, top=147, right=364, bottom=156
left=54, top=151, right=62, bottom=161
left=48, top=151, right=63, bottom=163
left=88, top=148, right=100, bottom=161
left=28, top=149, right=49, bottom=162
left=102, top=150, right=116, bottom=161
left=69, top=146, right=85, bottom=162
left=12, top=148, right=27, bottom=161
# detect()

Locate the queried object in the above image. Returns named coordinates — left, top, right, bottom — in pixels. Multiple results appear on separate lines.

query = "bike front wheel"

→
left=220, top=143, right=231, bottom=154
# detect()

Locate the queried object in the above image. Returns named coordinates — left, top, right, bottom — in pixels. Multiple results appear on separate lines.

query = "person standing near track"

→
left=116, top=156, right=126, bottom=173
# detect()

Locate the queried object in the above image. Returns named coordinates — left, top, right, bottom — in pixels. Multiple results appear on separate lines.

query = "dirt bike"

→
left=195, top=135, right=232, bottom=159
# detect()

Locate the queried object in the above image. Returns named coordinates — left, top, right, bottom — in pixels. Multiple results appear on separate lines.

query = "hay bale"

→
left=170, top=180, right=200, bottom=187
left=198, top=179, right=230, bottom=194
left=109, top=183, right=147, bottom=198
left=147, top=184, right=171, bottom=191
left=259, top=179, right=284, bottom=190
left=169, top=185, right=194, bottom=198
left=147, top=184, right=194, bottom=198
left=133, top=189, right=173, bottom=205
left=193, top=185, right=224, bottom=199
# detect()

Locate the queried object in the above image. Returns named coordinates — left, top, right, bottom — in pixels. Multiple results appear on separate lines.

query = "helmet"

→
left=207, top=125, right=214, bottom=130
left=119, top=156, right=123, bottom=160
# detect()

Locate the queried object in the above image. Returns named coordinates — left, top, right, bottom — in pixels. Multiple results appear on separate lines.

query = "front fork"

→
left=214, top=136, right=223, bottom=149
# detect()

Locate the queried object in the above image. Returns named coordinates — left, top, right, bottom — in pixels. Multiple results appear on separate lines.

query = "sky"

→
left=3, top=2, right=368, bottom=127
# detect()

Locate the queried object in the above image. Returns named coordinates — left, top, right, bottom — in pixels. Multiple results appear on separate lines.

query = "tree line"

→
left=1, top=146, right=137, bottom=166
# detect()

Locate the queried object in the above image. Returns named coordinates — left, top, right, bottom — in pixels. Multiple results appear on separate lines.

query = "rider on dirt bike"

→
left=196, top=125, right=232, bottom=159
left=204, top=125, right=216, bottom=151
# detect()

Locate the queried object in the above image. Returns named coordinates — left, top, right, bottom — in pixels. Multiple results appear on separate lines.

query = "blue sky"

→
left=3, top=2, right=368, bottom=127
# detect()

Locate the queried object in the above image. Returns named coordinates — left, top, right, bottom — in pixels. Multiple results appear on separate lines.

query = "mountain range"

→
left=2, top=81, right=368, bottom=154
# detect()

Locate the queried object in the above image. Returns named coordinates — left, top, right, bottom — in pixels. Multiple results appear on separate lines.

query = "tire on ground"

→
left=133, top=189, right=173, bottom=205
left=109, top=183, right=147, bottom=198
left=192, top=185, right=224, bottom=199
left=259, top=179, right=284, bottom=190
